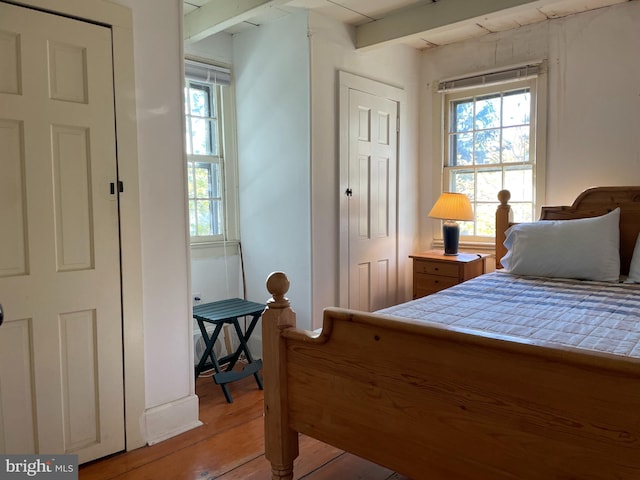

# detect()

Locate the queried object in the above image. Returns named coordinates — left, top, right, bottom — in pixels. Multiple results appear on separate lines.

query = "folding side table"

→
left=193, top=297, right=265, bottom=403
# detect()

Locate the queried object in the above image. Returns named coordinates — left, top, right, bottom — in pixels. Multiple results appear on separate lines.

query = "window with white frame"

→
left=184, top=59, right=238, bottom=243
left=439, top=64, right=546, bottom=243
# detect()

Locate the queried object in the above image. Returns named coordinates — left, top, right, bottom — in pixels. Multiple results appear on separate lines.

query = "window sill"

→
left=191, top=239, right=239, bottom=248
left=431, top=239, right=496, bottom=254
left=190, top=240, right=241, bottom=259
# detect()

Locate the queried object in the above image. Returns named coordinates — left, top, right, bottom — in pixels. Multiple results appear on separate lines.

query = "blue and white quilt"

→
left=378, top=271, right=640, bottom=358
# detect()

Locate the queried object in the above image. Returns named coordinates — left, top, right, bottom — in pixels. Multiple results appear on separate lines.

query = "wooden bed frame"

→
left=262, top=186, right=640, bottom=480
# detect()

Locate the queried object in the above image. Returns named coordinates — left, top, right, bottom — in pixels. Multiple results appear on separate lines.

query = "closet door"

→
left=340, top=75, right=399, bottom=312
left=0, top=1, right=124, bottom=463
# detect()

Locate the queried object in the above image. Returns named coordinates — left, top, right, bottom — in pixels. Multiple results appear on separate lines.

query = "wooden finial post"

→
left=266, top=271, right=291, bottom=308
left=263, top=272, right=299, bottom=480
left=496, top=190, right=513, bottom=269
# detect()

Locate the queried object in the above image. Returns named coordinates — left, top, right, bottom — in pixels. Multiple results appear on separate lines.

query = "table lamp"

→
left=428, top=192, right=474, bottom=255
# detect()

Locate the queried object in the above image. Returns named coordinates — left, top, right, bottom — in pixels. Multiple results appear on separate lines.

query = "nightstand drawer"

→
left=415, top=273, right=459, bottom=292
left=410, top=251, right=493, bottom=299
left=414, top=260, right=459, bottom=277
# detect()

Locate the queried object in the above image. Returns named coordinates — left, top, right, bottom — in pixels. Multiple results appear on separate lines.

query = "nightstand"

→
left=410, top=251, right=494, bottom=299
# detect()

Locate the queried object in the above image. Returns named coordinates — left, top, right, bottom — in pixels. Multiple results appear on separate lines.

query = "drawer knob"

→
left=434, top=267, right=439, bottom=271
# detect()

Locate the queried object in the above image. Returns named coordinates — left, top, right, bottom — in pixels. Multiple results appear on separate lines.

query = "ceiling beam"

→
left=355, top=0, right=545, bottom=50
left=184, top=0, right=287, bottom=44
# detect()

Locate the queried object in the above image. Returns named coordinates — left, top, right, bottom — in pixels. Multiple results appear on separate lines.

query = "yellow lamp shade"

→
left=428, top=192, right=474, bottom=221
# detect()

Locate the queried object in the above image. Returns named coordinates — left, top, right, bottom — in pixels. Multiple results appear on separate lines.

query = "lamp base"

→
left=442, top=220, right=460, bottom=256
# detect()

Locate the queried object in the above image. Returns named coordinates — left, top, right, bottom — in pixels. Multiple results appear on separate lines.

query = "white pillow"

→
left=501, top=208, right=620, bottom=282
left=626, top=233, right=640, bottom=283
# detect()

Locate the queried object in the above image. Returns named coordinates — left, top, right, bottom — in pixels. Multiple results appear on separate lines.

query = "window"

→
left=184, top=60, right=238, bottom=243
left=439, top=64, right=546, bottom=243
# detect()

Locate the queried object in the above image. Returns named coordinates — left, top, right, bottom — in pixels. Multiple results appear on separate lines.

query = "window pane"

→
left=452, top=100, right=473, bottom=132
left=212, top=199, right=222, bottom=235
left=459, top=219, right=473, bottom=236
left=189, top=200, right=196, bottom=236
left=476, top=169, right=501, bottom=201
left=196, top=200, right=213, bottom=236
left=474, top=129, right=500, bottom=164
left=450, top=170, right=474, bottom=198
left=190, top=118, right=209, bottom=155
left=208, top=120, right=218, bottom=156
left=502, top=126, right=529, bottom=163
left=194, top=164, right=211, bottom=198
left=503, top=89, right=530, bottom=127
left=475, top=203, right=496, bottom=237
left=185, top=122, right=192, bottom=155
left=189, top=119, right=218, bottom=156
left=210, top=162, right=220, bottom=197
left=189, top=85, right=211, bottom=117
left=451, top=133, right=473, bottom=166
left=475, top=94, right=500, bottom=130
left=194, top=162, right=221, bottom=198
left=510, top=202, right=534, bottom=223
left=187, top=164, right=195, bottom=199
left=504, top=166, right=533, bottom=202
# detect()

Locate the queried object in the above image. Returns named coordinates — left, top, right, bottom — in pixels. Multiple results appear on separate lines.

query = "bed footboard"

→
left=263, top=272, right=640, bottom=480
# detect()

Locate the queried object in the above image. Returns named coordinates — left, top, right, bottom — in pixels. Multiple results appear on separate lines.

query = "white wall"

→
left=546, top=2, right=640, bottom=199
left=419, top=1, right=640, bottom=248
left=113, top=0, right=198, bottom=443
left=308, top=12, right=421, bottom=325
left=233, top=11, right=313, bottom=327
left=186, top=30, right=233, bottom=65
left=189, top=248, right=243, bottom=302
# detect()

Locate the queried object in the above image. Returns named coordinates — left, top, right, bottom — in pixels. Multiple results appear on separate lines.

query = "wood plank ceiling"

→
left=183, top=0, right=631, bottom=50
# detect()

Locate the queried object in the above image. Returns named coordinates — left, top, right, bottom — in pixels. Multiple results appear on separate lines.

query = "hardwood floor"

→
left=80, top=371, right=408, bottom=479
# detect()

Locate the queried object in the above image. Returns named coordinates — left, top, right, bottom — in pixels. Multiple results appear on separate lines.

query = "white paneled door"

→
left=0, top=2, right=124, bottom=463
left=346, top=88, right=398, bottom=311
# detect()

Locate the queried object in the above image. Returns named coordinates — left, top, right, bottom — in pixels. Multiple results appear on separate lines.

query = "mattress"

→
left=378, top=271, right=640, bottom=358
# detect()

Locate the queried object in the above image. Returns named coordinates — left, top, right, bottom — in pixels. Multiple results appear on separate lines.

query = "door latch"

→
left=0, top=303, right=4, bottom=326
left=345, top=188, right=353, bottom=197
left=110, top=181, right=124, bottom=195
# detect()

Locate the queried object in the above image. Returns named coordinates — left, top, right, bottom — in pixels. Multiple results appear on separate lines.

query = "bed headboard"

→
left=496, top=186, right=640, bottom=274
